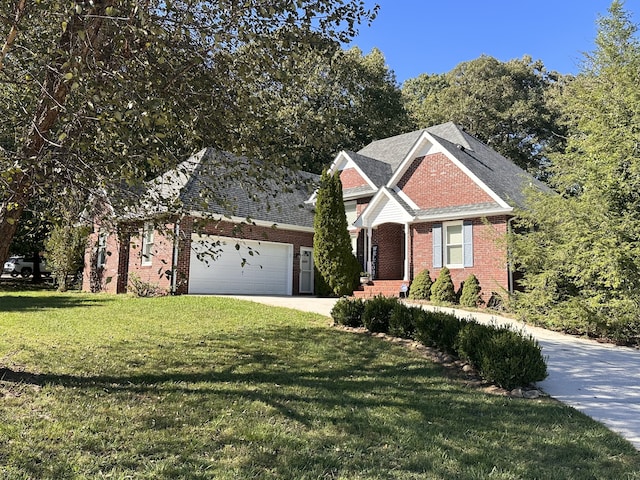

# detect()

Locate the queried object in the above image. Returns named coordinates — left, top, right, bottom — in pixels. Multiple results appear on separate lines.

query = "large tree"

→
left=511, top=1, right=640, bottom=344
left=402, top=55, right=566, bottom=175
left=0, top=0, right=377, bottom=264
left=233, top=43, right=411, bottom=173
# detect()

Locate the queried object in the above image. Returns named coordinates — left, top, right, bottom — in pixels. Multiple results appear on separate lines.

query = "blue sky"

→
left=348, top=1, right=640, bottom=84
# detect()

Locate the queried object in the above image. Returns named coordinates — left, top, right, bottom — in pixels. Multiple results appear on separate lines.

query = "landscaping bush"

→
left=430, top=267, right=457, bottom=304
left=459, top=274, right=483, bottom=308
left=389, top=303, right=417, bottom=339
left=479, top=329, right=548, bottom=390
left=455, top=322, right=498, bottom=368
left=128, top=273, right=165, bottom=297
left=414, top=309, right=468, bottom=353
left=408, top=269, right=432, bottom=300
left=362, top=295, right=398, bottom=333
left=330, top=297, right=365, bottom=327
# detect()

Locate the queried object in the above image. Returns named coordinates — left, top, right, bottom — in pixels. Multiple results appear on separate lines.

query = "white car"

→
left=3, top=256, right=51, bottom=278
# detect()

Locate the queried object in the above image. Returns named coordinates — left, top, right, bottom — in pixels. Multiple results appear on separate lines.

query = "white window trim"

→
left=97, top=232, right=107, bottom=268
left=443, top=220, right=464, bottom=269
left=142, top=223, right=154, bottom=266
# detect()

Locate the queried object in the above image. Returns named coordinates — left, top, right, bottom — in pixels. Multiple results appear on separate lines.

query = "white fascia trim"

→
left=355, top=187, right=415, bottom=228
left=188, top=211, right=315, bottom=233
left=343, top=189, right=377, bottom=201
left=387, top=131, right=511, bottom=210
left=329, top=151, right=378, bottom=191
left=415, top=206, right=514, bottom=223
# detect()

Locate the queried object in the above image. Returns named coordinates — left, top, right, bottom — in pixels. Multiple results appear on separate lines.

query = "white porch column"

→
left=404, top=223, right=410, bottom=281
left=367, top=227, right=373, bottom=274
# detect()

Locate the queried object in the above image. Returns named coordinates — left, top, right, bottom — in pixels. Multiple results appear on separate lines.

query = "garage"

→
left=188, top=234, right=293, bottom=295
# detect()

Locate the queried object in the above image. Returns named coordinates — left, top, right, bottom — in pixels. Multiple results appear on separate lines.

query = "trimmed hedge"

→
left=431, top=267, right=457, bottom=304
left=459, top=274, right=483, bottom=308
left=330, top=297, right=365, bottom=327
left=335, top=298, right=548, bottom=389
left=362, top=295, right=398, bottom=333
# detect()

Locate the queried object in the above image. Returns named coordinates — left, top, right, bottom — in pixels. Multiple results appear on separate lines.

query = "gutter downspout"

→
left=507, top=216, right=516, bottom=294
left=171, top=217, right=181, bottom=295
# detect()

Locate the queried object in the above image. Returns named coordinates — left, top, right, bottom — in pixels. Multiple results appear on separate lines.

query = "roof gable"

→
left=354, top=122, right=549, bottom=210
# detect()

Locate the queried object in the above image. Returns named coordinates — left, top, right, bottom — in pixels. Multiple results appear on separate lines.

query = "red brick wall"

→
left=410, top=216, right=509, bottom=302
left=82, top=223, right=126, bottom=294
left=398, top=154, right=494, bottom=209
left=84, top=216, right=314, bottom=295
left=372, top=223, right=404, bottom=280
left=340, top=168, right=368, bottom=189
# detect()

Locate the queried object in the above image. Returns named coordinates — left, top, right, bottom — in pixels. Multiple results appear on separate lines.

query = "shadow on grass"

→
left=2, top=324, right=639, bottom=479
left=0, top=294, right=114, bottom=312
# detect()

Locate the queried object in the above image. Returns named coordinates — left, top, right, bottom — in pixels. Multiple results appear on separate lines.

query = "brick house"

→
left=330, top=122, right=548, bottom=301
left=83, top=149, right=317, bottom=296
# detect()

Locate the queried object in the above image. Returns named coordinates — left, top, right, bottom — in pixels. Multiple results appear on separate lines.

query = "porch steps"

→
left=353, top=280, right=409, bottom=299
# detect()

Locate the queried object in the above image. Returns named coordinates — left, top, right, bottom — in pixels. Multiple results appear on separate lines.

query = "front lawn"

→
left=0, top=292, right=639, bottom=479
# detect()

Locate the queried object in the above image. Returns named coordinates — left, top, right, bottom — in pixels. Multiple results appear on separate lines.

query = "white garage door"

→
left=188, top=234, right=293, bottom=295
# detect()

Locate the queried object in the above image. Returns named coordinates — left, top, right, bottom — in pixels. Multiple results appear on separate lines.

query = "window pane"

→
left=446, top=224, right=462, bottom=245
left=448, top=245, right=463, bottom=265
left=345, top=201, right=357, bottom=226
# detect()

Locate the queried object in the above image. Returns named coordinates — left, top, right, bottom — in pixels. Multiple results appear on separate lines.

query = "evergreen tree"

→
left=511, top=1, right=640, bottom=343
left=408, top=269, right=433, bottom=300
left=459, top=274, right=483, bottom=308
left=430, top=267, right=456, bottom=304
left=313, top=171, right=360, bottom=296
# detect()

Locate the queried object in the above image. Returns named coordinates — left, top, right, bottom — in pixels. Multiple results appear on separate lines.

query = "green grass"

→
left=0, top=292, right=639, bottom=479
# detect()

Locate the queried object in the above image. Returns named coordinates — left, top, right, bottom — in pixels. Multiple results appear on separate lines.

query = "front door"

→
left=299, top=247, right=314, bottom=294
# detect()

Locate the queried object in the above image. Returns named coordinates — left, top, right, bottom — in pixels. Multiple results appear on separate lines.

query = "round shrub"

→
left=330, top=297, right=365, bottom=327
left=408, top=269, right=432, bottom=300
left=362, top=295, right=398, bottom=333
left=479, top=330, right=548, bottom=390
left=389, top=304, right=417, bottom=339
left=431, top=267, right=457, bottom=304
left=459, top=274, right=483, bottom=308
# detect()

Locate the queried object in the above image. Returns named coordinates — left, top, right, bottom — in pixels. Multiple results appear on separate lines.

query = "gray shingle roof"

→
left=343, top=150, right=394, bottom=187
left=145, top=148, right=317, bottom=228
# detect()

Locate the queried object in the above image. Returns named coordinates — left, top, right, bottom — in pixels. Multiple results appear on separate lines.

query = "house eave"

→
left=413, top=207, right=514, bottom=223
left=188, top=211, right=315, bottom=233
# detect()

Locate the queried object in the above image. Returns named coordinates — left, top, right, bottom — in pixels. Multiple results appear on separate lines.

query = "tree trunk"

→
left=0, top=2, right=115, bottom=263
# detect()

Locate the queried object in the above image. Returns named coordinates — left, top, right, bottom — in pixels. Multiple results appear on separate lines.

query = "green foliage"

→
left=402, top=55, right=567, bottom=174
left=127, top=273, right=165, bottom=298
left=330, top=297, right=365, bottom=328
left=430, top=267, right=457, bottom=304
left=455, top=322, right=500, bottom=368
left=361, top=295, right=398, bottom=333
left=0, top=0, right=377, bottom=267
left=44, top=224, right=90, bottom=292
left=478, top=329, right=548, bottom=390
left=414, top=309, right=468, bottom=353
left=408, top=269, right=432, bottom=300
left=237, top=45, right=412, bottom=174
left=511, top=2, right=640, bottom=346
left=313, top=171, right=360, bottom=296
left=388, top=304, right=417, bottom=339
left=459, top=274, right=483, bottom=308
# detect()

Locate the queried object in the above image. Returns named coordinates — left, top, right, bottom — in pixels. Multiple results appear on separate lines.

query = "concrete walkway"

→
left=223, top=295, right=640, bottom=450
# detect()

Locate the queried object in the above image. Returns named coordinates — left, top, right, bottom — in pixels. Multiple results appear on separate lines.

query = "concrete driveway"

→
left=222, top=295, right=640, bottom=450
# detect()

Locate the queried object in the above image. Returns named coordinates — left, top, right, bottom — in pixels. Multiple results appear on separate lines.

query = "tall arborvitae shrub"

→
left=459, top=274, right=483, bottom=307
left=313, top=170, right=360, bottom=296
left=430, top=267, right=456, bottom=304
left=408, top=269, right=432, bottom=300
